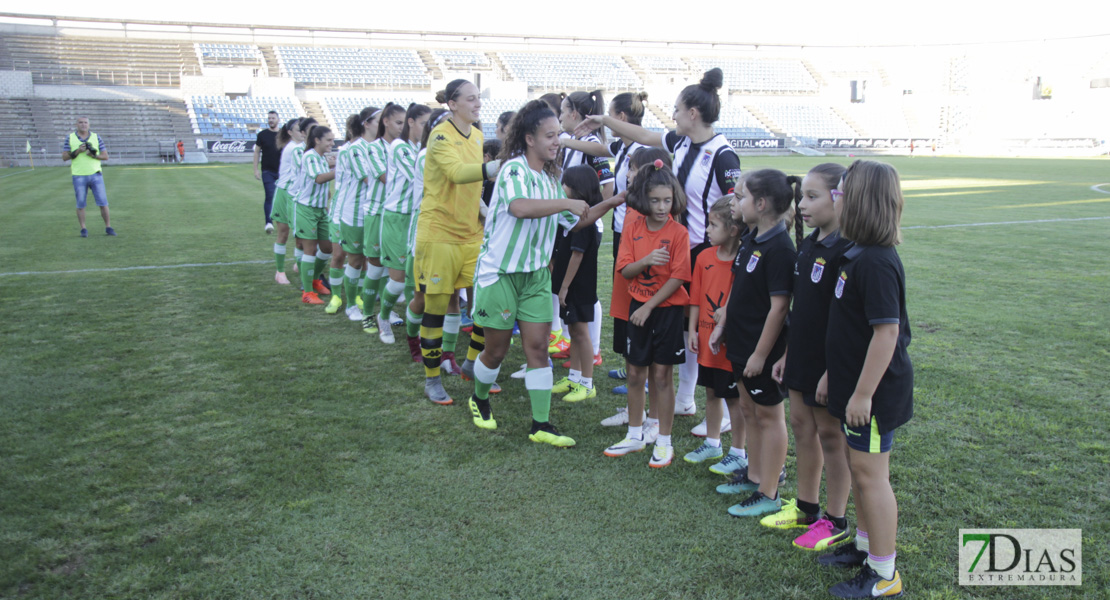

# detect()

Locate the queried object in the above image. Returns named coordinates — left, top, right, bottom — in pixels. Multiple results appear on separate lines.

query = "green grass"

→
left=1, top=157, right=1108, bottom=599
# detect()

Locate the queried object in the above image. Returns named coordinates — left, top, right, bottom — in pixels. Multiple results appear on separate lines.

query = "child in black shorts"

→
left=821, top=160, right=913, bottom=599
left=551, top=165, right=604, bottom=402
left=709, top=169, right=799, bottom=518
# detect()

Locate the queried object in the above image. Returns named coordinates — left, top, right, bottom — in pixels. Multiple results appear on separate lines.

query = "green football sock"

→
left=299, top=256, right=315, bottom=292
left=274, top=243, right=286, bottom=273
left=443, top=313, right=461, bottom=353
left=525, top=367, right=553, bottom=423
left=406, top=306, right=422, bottom=338
left=379, top=278, right=404, bottom=320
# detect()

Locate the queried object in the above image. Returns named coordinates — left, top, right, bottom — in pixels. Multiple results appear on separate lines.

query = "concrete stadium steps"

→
left=830, top=106, right=866, bottom=137
left=15, top=98, right=196, bottom=158
left=647, top=103, right=676, bottom=130
left=416, top=50, right=444, bottom=81
left=258, top=45, right=281, bottom=78
left=301, top=101, right=328, bottom=130
left=744, top=104, right=786, bottom=137
left=0, top=35, right=201, bottom=87
left=486, top=53, right=512, bottom=81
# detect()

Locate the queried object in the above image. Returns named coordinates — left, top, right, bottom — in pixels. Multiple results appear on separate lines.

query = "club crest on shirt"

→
left=811, top=257, right=826, bottom=283
left=746, top=250, right=762, bottom=273
left=835, top=271, right=847, bottom=298
left=431, top=273, right=441, bottom=285
left=500, top=309, right=512, bottom=321
left=701, top=148, right=713, bottom=167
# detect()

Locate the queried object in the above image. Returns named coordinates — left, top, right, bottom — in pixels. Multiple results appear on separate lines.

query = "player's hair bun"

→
left=636, top=91, right=649, bottom=103
left=700, top=68, right=724, bottom=91
left=434, top=90, right=448, bottom=104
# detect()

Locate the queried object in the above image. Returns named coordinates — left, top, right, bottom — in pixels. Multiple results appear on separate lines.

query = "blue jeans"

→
left=73, top=172, right=108, bottom=209
left=262, top=170, right=278, bottom=224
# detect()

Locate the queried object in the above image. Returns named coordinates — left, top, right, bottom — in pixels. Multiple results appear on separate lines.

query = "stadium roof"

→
left=18, top=0, right=1110, bottom=48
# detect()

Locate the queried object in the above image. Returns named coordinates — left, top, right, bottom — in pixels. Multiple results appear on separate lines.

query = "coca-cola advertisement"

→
left=207, top=140, right=256, bottom=153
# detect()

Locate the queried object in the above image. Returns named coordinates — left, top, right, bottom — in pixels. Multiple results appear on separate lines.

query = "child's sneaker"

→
left=510, top=363, right=528, bottom=379
left=683, top=442, right=724, bottom=464
left=548, top=336, right=570, bottom=355
left=818, top=543, right=868, bottom=568
left=759, top=498, right=819, bottom=530
left=708, top=452, right=748, bottom=476
left=829, top=566, right=903, bottom=598
left=793, top=517, right=851, bottom=552
left=600, top=407, right=630, bottom=426
left=648, top=444, right=674, bottom=468
left=603, top=435, right=646, bottom=457
left=563, top=382, right=596, bottom=402
left=608, top=367, right=627, bottom=380
left=716, top=469, right=759, bottom=495
left=690, top=416, right=732, bottom=437
left=551, top=376, right=573, bottom=394
left=727, top=491, right=781, bottom=517
left=642, top=421, right=659, bottom=445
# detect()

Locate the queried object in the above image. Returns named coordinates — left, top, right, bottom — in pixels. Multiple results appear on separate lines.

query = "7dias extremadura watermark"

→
left=960, top=529, right=1082, bottom=586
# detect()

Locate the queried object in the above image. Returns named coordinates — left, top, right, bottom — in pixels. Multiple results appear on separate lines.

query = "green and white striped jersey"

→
left=475, top=155, right=579, bottom=287
left=408, top=148, right=427, bottom=254
left=383, top=138, right=419, bottom=214
left=277, top=141, right=304, bottom=190
left=330, top=141, right=350, bottom=225
left=294, top=149, right=330, bottom=208
left=364, top=137, right=389, bottom=217
left=335, top=138, right=372, bottom=227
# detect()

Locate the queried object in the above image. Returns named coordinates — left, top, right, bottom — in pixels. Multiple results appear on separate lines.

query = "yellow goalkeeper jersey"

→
left=416, top=118, right=485, bottom=245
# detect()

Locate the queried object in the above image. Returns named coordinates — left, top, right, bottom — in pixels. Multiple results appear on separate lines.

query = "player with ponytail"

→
left=578, top=68, right=742, bottom=427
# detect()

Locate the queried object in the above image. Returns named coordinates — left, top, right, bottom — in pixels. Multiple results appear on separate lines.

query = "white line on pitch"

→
left=0, top=260, right=270, bottom=277
left=1092, top=184, right=1110, bottom=194
left=0, top=169, right=36, bottom=180
left=904, top=216, right=1110, bottom=230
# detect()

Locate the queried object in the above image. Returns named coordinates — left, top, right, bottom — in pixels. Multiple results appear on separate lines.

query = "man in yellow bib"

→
left=62, top=116, right=114, bottom=237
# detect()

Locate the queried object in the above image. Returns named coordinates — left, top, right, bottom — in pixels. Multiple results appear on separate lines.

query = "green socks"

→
left=274, top=243, right=286, bottom=273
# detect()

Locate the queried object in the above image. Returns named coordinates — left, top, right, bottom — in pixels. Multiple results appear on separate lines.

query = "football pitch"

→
left=1, top=156, right=1107, bottom=599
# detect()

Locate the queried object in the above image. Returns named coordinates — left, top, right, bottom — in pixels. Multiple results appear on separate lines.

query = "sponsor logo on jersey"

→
left=811, top=257, right=826, bottom=283
left=435, top=135, right=447, bottom=141
left=746, top=251, right=761, bottom=273
left=835, top=271, right=847, bottom=298
left=477, top=309, right=490, bottom=318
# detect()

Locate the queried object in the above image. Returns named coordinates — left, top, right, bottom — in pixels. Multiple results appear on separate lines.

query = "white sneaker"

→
left=265, top=223, right=274, bottom=234
left=649, top=444, right=674, bottom=468
left=600, top=407, right=629, bottom=426
left=603, top=435, right=646, bottom=457
left=389, top=311, right=404, bottom=327
left=378, top=316, right=395, bottom=344
left=675, top=396, right=697, bottom=416
left=642, top=421, right=659, bottom=445
left=346, top=306, right=364, bottom=321
left=690, top=416, right=733, bottom=437
left=510, top=363, right=528, bottom=379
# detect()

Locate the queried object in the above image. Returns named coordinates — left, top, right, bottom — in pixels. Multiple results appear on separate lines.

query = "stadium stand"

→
left=431, top=50, right=492, bottom=70
left=718, top=103, right=774, bottom=139
left=195, top=43, right=263, bottom=68
left=187, top=96, right=305, bottom=140
left=275, top=46, right=430, bottom=87
left=0, top=35, right=200, bottom=86
left=838, top=103, right=912, bottom=138
left=0, top=97, right=194, bottom=163
left=690, top=57, right=818, bottom=94
left=499, top=53, right=641, bottom=90
left=319, top=94, right=433, bottom=132
left=751, top=101, right=857, bottom=143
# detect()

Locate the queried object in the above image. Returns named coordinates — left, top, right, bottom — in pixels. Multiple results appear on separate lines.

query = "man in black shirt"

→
left=254, top=110, right=281, bottom=234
